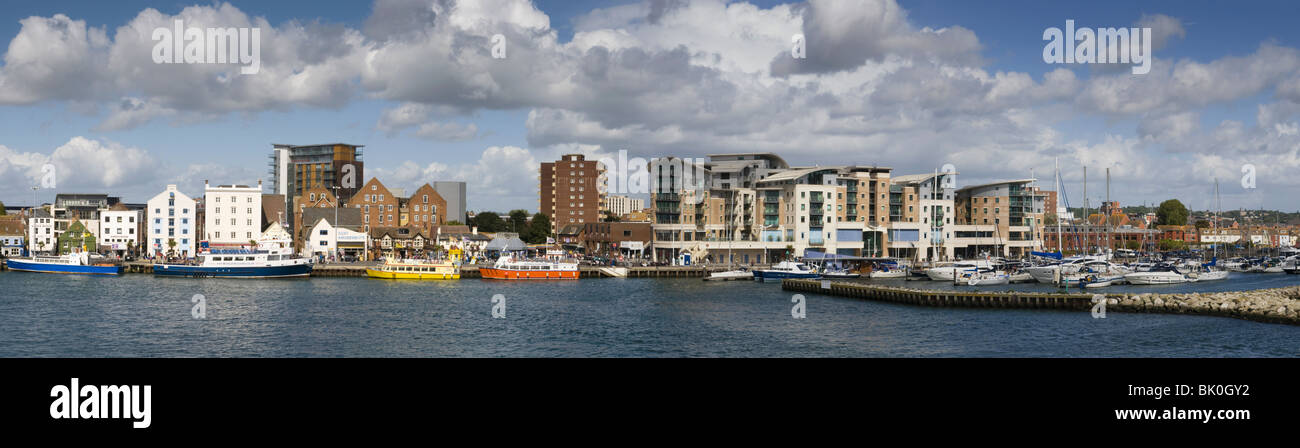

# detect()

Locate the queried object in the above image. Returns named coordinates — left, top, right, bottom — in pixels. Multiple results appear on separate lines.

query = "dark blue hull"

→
left=5, top=259, right=123, bottom=276
left=153, top=263, right=312, bottom=278
left=753, top=270, right=820, bottom=280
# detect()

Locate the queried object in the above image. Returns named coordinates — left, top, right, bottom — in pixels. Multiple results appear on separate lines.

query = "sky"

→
left=1, top=0, right=1299, bottom=214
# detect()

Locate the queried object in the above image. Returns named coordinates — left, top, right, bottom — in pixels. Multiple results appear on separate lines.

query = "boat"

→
left=821, top=267, right=861, bottom=279
left=868, top=261, right=908, bottom=278
left=1083, top=280, right=1113, bottom=288
left=1284, top=260, right=1300, bottom=275
left=705, top=268, right=752, bottom=281
left=1123, top=265, right=1194, bottom=285
left=924, top=260, right=994, bottom=281
left=753, top=261, right=820, bottom=281
left=366, top=259, right=460, bottom=280
left=5, top=252, right=123, bottom=276
left=1007, top=271, right=1035, bottom=283
left=961, top=268, right=1009, bottom=286
left=480, top=254, right=578, bottom=280
left=154, top=248, right=312, bottom=278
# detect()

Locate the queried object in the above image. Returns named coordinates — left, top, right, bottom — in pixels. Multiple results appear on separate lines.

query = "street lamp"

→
left=332, top=185, right=340, bottom=262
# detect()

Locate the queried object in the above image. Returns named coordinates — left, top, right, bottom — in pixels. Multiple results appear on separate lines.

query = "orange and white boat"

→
left=480, top=255, right=579, bottom=280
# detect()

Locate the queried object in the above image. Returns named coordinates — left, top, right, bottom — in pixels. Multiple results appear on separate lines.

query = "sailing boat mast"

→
left=1106, top=168, right=1111, bottom=256
left=1083, top=166, right=1089, bottom=255
left=1055, top=158, right=1063, bottom=255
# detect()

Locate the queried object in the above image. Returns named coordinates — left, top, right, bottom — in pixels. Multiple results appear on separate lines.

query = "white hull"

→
left=1124, top=272, right=1193, bottom=285
left=869, top=270, right=907, bottom=278
left=708, top=269, right=751, bottom=280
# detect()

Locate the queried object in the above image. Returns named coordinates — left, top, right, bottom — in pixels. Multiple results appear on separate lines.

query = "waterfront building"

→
left=99, top=204, right=140, bottom=256
left=952, top=179, right=1047, bottom=259
left=300, top=207, right=367, bottom=260
left=27, top=208, right=55, bottom=254
left=269, top=143, right=364, bottom=218
left=1044, top=224, right=1161, bottom=253
left=203, top=180, right=264, bottom=249
left=581, top=221, right=651, bottom=259
left=602, top=195, right=645, bottom=218
left=407, top=183, right=447, bottom=234
left=51, top=193, right=117, bottom=242
left=433, top=181, right=467, bottom=224
left=348, top=178, right=400, bottom=233
left=433, top=225, right=490, bottom=259
left=369, top=226, right=429, bottom=260
left=541, top=154, right=604, bottom=225
left=1157, top=225, right=1197, bottom=245
left=146, top=185, right=197, bottom=258
left=258, top=223, right=292, bottom=252
left=646, top=152, right=1048, bottom=264
left=0, top=216, right=25, bottom=257
left=56, top=219, right=95, bottom=254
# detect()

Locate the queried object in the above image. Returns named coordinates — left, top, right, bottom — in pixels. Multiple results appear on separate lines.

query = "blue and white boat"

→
left=5, top=252, right=123, bottom=276
left=753, top=261, right=820, bottom=281
left=154, top=248, right=312, bottom=278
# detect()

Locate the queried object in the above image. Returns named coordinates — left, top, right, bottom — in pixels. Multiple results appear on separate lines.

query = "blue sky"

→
left=2, top=0, right=1299, bottom=214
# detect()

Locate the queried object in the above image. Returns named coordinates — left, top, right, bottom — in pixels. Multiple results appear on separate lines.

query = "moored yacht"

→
left=1124, top=265, right=1194, bottom=285
left=753, top=260, right=819, bottom=280
left=924, top=260, right=994, bottom=281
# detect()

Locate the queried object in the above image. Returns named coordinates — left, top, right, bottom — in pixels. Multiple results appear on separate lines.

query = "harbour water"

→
left=0, top=272, right=1297, bottom=357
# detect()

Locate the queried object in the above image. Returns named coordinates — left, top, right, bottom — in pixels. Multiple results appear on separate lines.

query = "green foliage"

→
left=524, top=213, right=552, bottom=244
left=1156, top=199, right=1188, bottom=226
left=508, top=209, right=530, bottom=233
left=1157, top=239, right=1188, bottom=252
left=445, top=220, right=464, bottom=226
left=472, top=212, right=504, bottom=232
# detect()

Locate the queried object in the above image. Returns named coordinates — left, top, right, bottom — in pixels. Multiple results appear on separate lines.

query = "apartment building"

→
left=541, top=154, right=604, bottom=225
left=99, top=204, right=140, bottom=256
left=146, top=185, right=197, bottom=258
left=203, top=180, right=264, bottom=248
left=602, top=195, right=645, bottom=217
left=646, top=152, right=1047, bottom=264
left=348, top=177, right=400, bottom=233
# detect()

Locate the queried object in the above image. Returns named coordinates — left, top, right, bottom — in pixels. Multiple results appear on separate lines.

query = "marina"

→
left=0, top=271, right=1295, bottom=357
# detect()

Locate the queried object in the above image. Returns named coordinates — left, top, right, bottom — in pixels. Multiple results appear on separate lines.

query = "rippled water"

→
left=0, top=271, right=1296, bottom=357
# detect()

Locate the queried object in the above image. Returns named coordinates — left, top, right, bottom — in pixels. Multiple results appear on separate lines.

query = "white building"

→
left=28, top=209, right=55, bottom=254
left=204, top=180, right=263, bottom=248
left=258, top=224, right=292, bottom=251
left=146, top=185, right=197, bottom=258
left=99, top=209, right=140, bottom=255
left=603, top=195, right=645, bottom=217
left=302, top=217, right=369, bottom=259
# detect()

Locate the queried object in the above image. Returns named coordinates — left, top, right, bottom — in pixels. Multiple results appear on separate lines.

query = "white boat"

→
left=753, top=261, right=819, bottom=280
left=1083, top=280, right=1113, bottom=288
left=705, top=268, right=752, bottom=281
left=1124, top=266, right=1194, bottom=285
left=961, top=269, right=1009, bottom=286
left=924, top=260, right=994, bottom=281
left=1189, top=269, right=1229, bottom=282
left=155, top=247, right=312, bottom=278
left=868, top=260, right=908, bottom=278
left=1007, top=272, right=1035, bottom=283
left=821, top=268, right=861, bottom=279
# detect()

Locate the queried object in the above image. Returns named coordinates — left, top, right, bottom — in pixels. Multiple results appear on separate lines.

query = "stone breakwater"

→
left=782, top=279, right=1300, bottom=326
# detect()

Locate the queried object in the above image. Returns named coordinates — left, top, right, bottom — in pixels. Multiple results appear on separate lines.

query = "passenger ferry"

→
left=154, top=248, right=313, bottom=278
left=366, top=259, right=460, bottom=280
left=5, top=252, right=123, bottom=276
left=480, top=255, right=578, bottom=280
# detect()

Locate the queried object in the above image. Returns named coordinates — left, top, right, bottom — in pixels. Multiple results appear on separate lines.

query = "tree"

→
left=167, top=238, right=177, bottom=256
left=525, top=213, right=552, bottom=244
left=1194, top=219, right=1210, bottom=229
left=508, top=209, right=530, bottom=233
left=1044, top=213, right=1057, bottom=226
left=445, top=220, right=464, bottom=226
left=1156, top=199, right=1189, bottom=226
left=473, top=212, right=504, bottom=233
left=0, top=201, right=6, bottom=215
left=602, top=211, right=621, bottom=222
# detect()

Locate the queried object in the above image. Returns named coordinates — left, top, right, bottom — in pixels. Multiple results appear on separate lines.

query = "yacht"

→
left=753, top=261, right=819, bottom=280
left=961, top=268, right=1009, bottom=286
left=154, top=248, right=312, bottom=278
left=868, top=260, right=908, bottom=279
left=1124, top=265, right=1195, bottom=285
left=924, top=260, right=994, bottom=281
left=705, top=267, right=752, bottom=281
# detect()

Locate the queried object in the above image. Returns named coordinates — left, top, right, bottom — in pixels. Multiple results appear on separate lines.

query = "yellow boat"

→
left=365, top=259, right=461, bottom=280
